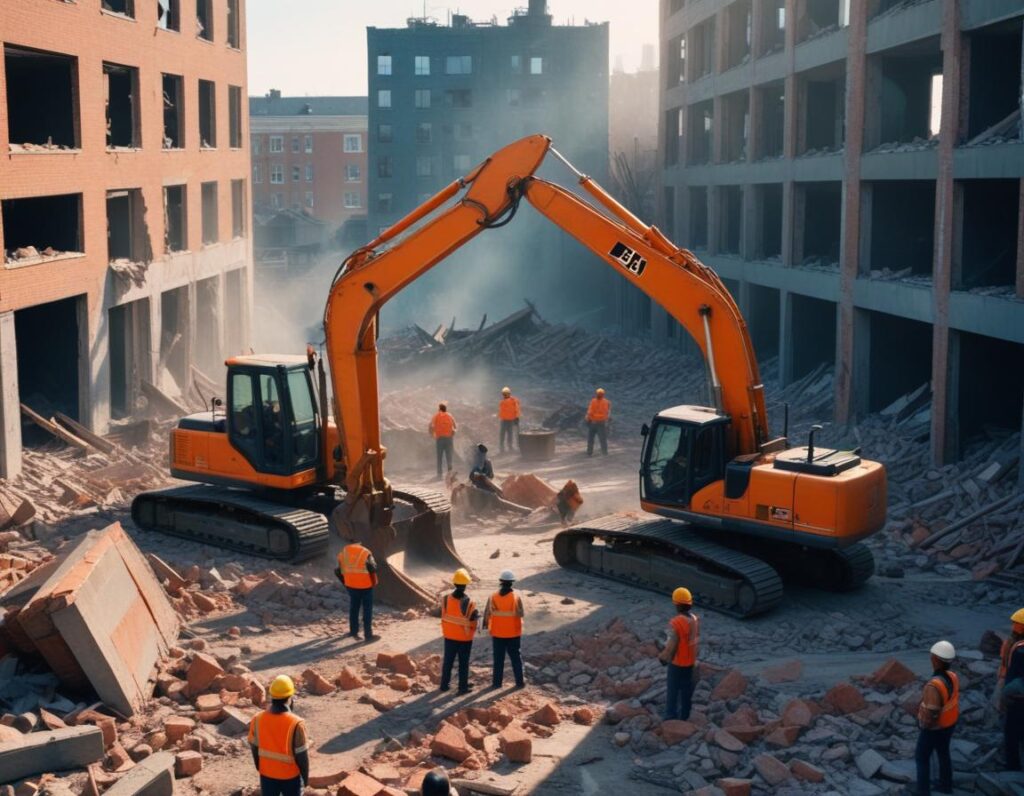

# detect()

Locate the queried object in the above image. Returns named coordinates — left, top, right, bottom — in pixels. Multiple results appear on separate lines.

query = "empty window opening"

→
left=196, top=0, right=213, bottom=40
left=867, top=40, right=943, bottom=150
left=444, top=90, right=472, bottom=109
left=106, top=189, right=150, bottom=264
left=102, top=0, right=133, bottom=17
left=229, top=85, right=242, bottom=148
left=789, top=294, right=836, bottom=379
left=157, top=0, right=180, bottom=31
left=109, top=298, right=150, bottom=419
left=667, top=34, right=686, bottom=87
left=964, top=20, right=1023, bottom=144
left=162, top=74, right=184, bottom=148
left=755, top=183, right=784, bottom=260
left=755, top=82, right=785, bottom=159
left=224, top=269, right=246, bottom=355
left=748, top=284, right=780, bottom=359
left=867, top=312, right=931, bottom=412
left=719, top=186, right=743, bottom=255
left=231, top=179, right=246, bottom=238
left=799, top=64, right=846, bottom=154
left=2, top=194, right=83, bottom=264
left=164, top=185, right=187, bottom=253
left=721, top=91, right=749, bottom=163
left=758, top=1, right=786, bottom=56
left=689, top=187, right=708, bottom=249
left=796, top=182, right=841, bottom=267
left=195, top=277, right=221, bottom=377
left=198, top=80, right=216, bottom=148
left=201, top=182, right=219, bottom=244
left=104, top=62, right=139, bottom=148
left=724, top=0, right=752, bottom=70
left=160, top=286, right=190, bottom=391
left=4, top=46, right=78, bottom=149
left=956, top=179, right=1019, bottom=290
left=227, top=0, right=240, bottom=47
left=956, top=333, right=1024, bottom=451
left=665, top=107, right=682, bottom=167
left=689, top=18, right=716, bottom=80
left=16, top=297, right=82, bottom=442
left=797, top=0, right=848, bottom=43
left=688, top=100, right=713, bottom=165
left=866, top=180, right=935, bottom=277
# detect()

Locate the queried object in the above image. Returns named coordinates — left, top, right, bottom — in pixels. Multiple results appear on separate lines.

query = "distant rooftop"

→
left=373, top=0, right=604, bottom=31
left=249, top=92, right=368, bottom=117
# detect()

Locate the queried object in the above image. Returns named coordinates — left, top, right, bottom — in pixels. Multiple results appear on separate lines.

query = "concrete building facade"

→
left=0, top=0, right=254, bottom=478
left=656, top=0, right=1024, bottom=465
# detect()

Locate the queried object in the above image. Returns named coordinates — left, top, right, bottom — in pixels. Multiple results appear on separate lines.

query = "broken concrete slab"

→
left=102, top=752, right=174, bottom=796
left=0, top=725, right=104, bottom=783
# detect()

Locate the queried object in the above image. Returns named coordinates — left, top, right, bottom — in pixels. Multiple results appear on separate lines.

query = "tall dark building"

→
left=366, top=1, right=611, bottom=325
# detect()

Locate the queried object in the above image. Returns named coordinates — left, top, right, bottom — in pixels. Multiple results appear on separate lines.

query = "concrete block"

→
left=0, top=725, right=104, bottom=783
left=102, top=752, right=175, bottom=796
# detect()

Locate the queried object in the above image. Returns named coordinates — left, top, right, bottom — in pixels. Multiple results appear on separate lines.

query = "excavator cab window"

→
left=285, top=368, right=318, bottom=469
left=642, top=418, right=728, bottom=504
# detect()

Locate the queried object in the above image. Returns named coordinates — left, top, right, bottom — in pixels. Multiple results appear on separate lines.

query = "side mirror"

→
left=640, top=423, right=650, bottom=437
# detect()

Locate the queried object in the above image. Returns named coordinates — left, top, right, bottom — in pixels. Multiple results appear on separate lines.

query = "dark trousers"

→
left=1007, top=705, right=1024, bottom=770
left=441, top=638, right=472, bottom=691
left=915, top=725, right=954, bottom=794
left=587, top=421, right=608, bottom=455
left=436, top=437, right=454, bottom=476
left=346, top=586, right=373, bottom=637
left=260, top=776, right=302, bottom=796
left=664, top=663, right=694, bottom=721
left=499, top=420, right=518, bottom=452
left=492, top=636, right=524, bottom=687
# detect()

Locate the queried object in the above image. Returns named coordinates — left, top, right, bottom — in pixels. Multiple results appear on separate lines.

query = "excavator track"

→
left=554, top=515, right=784, bottom=618
left=131, top=485, right=329, bottom=563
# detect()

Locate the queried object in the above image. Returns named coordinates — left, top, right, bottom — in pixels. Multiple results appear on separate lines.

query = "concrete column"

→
left=0, top=313, right=23, bottom=480
left=851, top=308, right=872, bottom=418
left=79, top=295, right=107, bottom=434
left=858, top=184, right=873, bottom=275
left=781, top=181, right=796, bottom=266
left=741, top=184, right=758, bottom=259
left=792, top=185, right=807, bottom=265
left=750, top=0, right=765, bottom=60
left=778, top=289, right=794, bottom=386
left=712, top=96, right=724, bottom=164
left=708, top=186, right=721, bottom=255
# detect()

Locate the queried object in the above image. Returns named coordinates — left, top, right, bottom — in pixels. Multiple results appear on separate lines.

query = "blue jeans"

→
left=346, top=587, right=373, bottom=637
left=587, top=421, right=607, bottom=455
left=664, top=664, right=694, bottom=720
left=492, top=636, right=524, bottom=687
left=915, top=725, right=954, bottom=794
left=260, top=776, right=302, bottom=796
left=436, top=437, right=454, bottom=476
left=499, top=420, right=518, bottom=451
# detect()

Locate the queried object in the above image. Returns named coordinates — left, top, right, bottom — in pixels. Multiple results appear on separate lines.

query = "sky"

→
left=246, top=0, right=659, bottom=98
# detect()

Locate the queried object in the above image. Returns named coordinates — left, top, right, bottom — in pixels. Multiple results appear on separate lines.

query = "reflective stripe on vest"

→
left=670, top=613, right=700, bottom=667
left=999, top=638, right=1024, bottom=681
left=929, top=671, right=960, bottom=729
left=339, top=544, right=374, bottom=589
left=248, top=711, right=302, bottom=780
left=488, top=591, right=522, bottom=638
left=442, top=594, right=476, bottom=641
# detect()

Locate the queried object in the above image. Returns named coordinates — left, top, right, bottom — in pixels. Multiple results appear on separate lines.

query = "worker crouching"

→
left=336, top=535, right=378, bottom=641
left=658, top=587, right=700, bottom=721
left=437, top=568, right=479, bottom=694
left=484, top=569, right=526, bottom=690
left=248, top=675, right=309, bottom=796
left=911, top=641, right=959, bottom=796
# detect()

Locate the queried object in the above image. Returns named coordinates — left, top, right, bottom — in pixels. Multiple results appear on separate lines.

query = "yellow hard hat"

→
left=501, top=386, right=511, bottom=395
left=1012, top=607, right=1024, bottom=625
left=672, top=587, right=693, bottom=605
left=595, top=388, right=605, bottom=396
left=453, top=568, right=471, bottom=586
left=269, top=674, right=295, bottom=700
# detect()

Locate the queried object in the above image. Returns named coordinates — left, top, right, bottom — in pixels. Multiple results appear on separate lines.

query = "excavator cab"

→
left=641, top=407, right=729, bottom=507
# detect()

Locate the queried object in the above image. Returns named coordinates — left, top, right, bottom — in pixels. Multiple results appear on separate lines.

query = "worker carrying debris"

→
left=657, top=587, right=700, bottom=721
left=421, top=768, right=451, bottom=795
left=484, top=569, right=526, bottom=690
left=469, top=443, right=502, bottom=495
left=248, top=675, right=309, bottom=796
left=336, top=535, right=379, bottom=642
left=436, top=568, right=479, bottom=694
left=913, top=641, right=959, bottom=796
left=585, top=388, right=611, bottom=456
left=429, top=402, right=458, bottom=479
left=1001, top=607, right=1024, bottom=771
left=498, top=386, right=521, bottom=453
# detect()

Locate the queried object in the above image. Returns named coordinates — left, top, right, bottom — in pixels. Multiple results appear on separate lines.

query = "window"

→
left=530, top=57, right=543, bottom=75
left=344, top=192, right=362, bottom=209
left=253, top=163, right=263, bottom=183
left=415, top=89, right=431, bottom=109
left=305, top=191, right=314, bottom=208
left=104, top=62, right=140, bottom=148
left=269, top=135, right=283, bottom=153
left=201, top=181, right=218, bottom=244
left=445, top=55, right=472, bottom=75
left=416, top=122, right=432, bottom=143
left=453, top=154, right=471, bottom=171
left=377, top=124, right=392, bottom=143
left=377, top=89, right=391, bottom=109
left=415, top=56, right=431, bottom=76
left=196, top=0, right=213, bottom=41
left=344, top=134, right=363, bottom=152
left=231, top=179, right=245, bottom=237
left=3, top=46, right=79, bottom=149
left=106, top=189, right=143, bottom=262
left=305, top=164, right=314, bottom=182
left=346, top=164, right=361, bottom=181
left=286, top=369, right=318, bottom=469
left=416, top=155, right=433, bottom=177
left=228, top=85, right=242, bottom=148
left=378, top=156, right=393, bottom=178
left=304, top=135, right=313, bottom=153
left=164, top=185, right=186, bottom=252
left=444, top=90, right=472, bottom=108
left=377, top=193, right=393, bottom=213
left=1, top=193, right=83, bottom=263
left=102, top=0, right=134, bottom=17
left=162, top=73, right=184, bottom=148
left=157, top=0, right=180, bottom=31
left=377, top=54, right=393, bottom=76
left=455, top=122, right=473, bottom=141
left=251, top=135, right=261, bottom=155
left=198, top=79, right=216, bottom=147
left=270, top=164, right=284, bottom=183
left=510, top=55, right=522, bottom=74
left=227, top=0, right=240, bottom=47
left=291, top=136, right=300, bottom=153
left=507, top=88, right=522, bottom=107
left=292, top=165, right=301, bottom=182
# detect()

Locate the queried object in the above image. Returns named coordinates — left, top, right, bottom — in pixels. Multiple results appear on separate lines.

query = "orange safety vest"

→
left=441, top=594, right=477, bottom=642
left=248, top=710, right=305, bottom=780
left=338, top=544, right=375, bottom=589
left=669, top=613, right=700, bottom=667
left=499, top=396, right=521, bottom=421
left=432, top=411, right=456, bottom=438
left=928, top=671, right=960, bottom=729
left=587, top=397, right=610, bottom=422
left=488, top=591, right=523, bottom=638
left=999, top=638, right=1024, bottom=682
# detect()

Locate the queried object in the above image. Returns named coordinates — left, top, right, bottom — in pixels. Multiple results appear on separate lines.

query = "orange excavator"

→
left=132, top=135, right=886, bottom=616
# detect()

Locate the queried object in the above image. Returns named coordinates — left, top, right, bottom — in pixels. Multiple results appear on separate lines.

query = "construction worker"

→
left=585, top=388, right=611, bottom=456
left=498, top=386, right=520, bottom=453
left=913, top=641, right=958, bottom=795
left=1001, top=608, right=1024, bottom=770
left=421, top=768, right=451, bottom=796
left=336, top=535, right=378, bottom=641
left=248, top=675, right=309, bottom=796
left=484, top=569, right=525, bottom=690
left=436, top=568, right=479, bottom=694
left=469, top=443, right=501, bottom=495
left=657, top=587, right=700, bottom=721
left=429, top=402, right=457, bottom=479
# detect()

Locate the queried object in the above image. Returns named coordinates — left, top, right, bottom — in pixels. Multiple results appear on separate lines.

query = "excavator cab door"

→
left=641, top=414, right=728, bottom=506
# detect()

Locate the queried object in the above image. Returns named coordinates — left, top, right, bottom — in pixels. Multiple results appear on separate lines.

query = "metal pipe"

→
left=699, top=305, right=723, bottom=413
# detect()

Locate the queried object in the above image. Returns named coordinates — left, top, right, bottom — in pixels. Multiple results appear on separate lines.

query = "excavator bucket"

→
left=330, top=486, right=467, bottom=609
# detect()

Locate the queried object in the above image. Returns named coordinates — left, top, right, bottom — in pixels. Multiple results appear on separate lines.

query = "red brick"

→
left=388, top=675, right=410, bottom=692
left=302, top=668, right=335, bottom=696
left=870, top=659, right=916, bottom=689
left=186, top=653, right=224, bottom=696
left=530, top=702, right=561, bottom=727
left=715, top=778, right=752, bottom=796
left=710, top=670, right=747, bottom=701
left=338, top=771, right=385, bottom=796
left=572, top=707, right=595, bottom=725
left=163, top=716, right=196, bottom=743
left=764, top=725, right=800, bottom=748
left=790, top=759, right=825, bottom=783
left=498, top=722, right=533, bottom=763
left=761, top=659, right=803, bottom=684
left=752, top=753, right=791, bottom=786
left=192, top=592, right=217, bottom=612
left=713, top=729, right=746, bottom=752
left=105, top=743, right=132, bottom=772
left=308, top=765, right=348, bottom=788
left=824, top=682, right=867, bottom=715
left=781, top=698, right=816, bottom=728
left=336, top=667, right=365, bottom=691
left=660, top=719, right=699, bottom=745
left=430, top=722, right=471, bottom=762
left=174, top=751, right=203, bottom=777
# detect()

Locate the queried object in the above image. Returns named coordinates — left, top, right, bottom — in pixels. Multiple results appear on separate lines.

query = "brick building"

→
left=0, top=0, right=254, bottom=478
left=656, top=0, right=1024, bottom=465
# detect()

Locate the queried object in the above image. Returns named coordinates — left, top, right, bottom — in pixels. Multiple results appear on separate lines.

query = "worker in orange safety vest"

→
left=484, top=569, right=525, bottom=690
left=585, top=388, right=611, bottom=456
left=498, top=386, right=521, bottom=454
left=248, top=675, right=309, bottom=796
left=335, top=535, right=378, bottom=642
left=436, top=568, right=479, bottom=694
left=429, top=402, right=457, bottom=479
left=1000, top=608, right=1024, bottom=770
left=913, top=641, right=959, bottom=795
left=657, top=587, right=700, bottom=721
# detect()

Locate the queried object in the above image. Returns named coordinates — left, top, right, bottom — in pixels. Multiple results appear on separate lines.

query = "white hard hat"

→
left=499, top=570, right=516, bottom=582
left=930, top=640, right=956, bottom=662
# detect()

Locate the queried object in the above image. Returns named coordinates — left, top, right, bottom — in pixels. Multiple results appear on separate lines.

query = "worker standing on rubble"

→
left=657, top=587, right=700, bottom=721
left=429, top=402, right=457, bottom=479
left=248, top=675, right=309, bottom=796
left=336, top=535, right=378, bottom=641
left=912, top=641, right=959, bottom=795
left=484, top=569, right=526, bottom=690
left=436, top=568, right=479, bottom=694
left=585, top=388, right=611, bottom=456
left=1000, top=608, right=1024, bottom=770
left=498, top=386, right=521, bottom=453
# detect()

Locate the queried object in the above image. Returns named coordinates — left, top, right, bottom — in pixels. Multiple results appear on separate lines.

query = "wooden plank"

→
left=53, top=412, right=117, bottom=456
left=20, top=404, right=91, bottom=451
